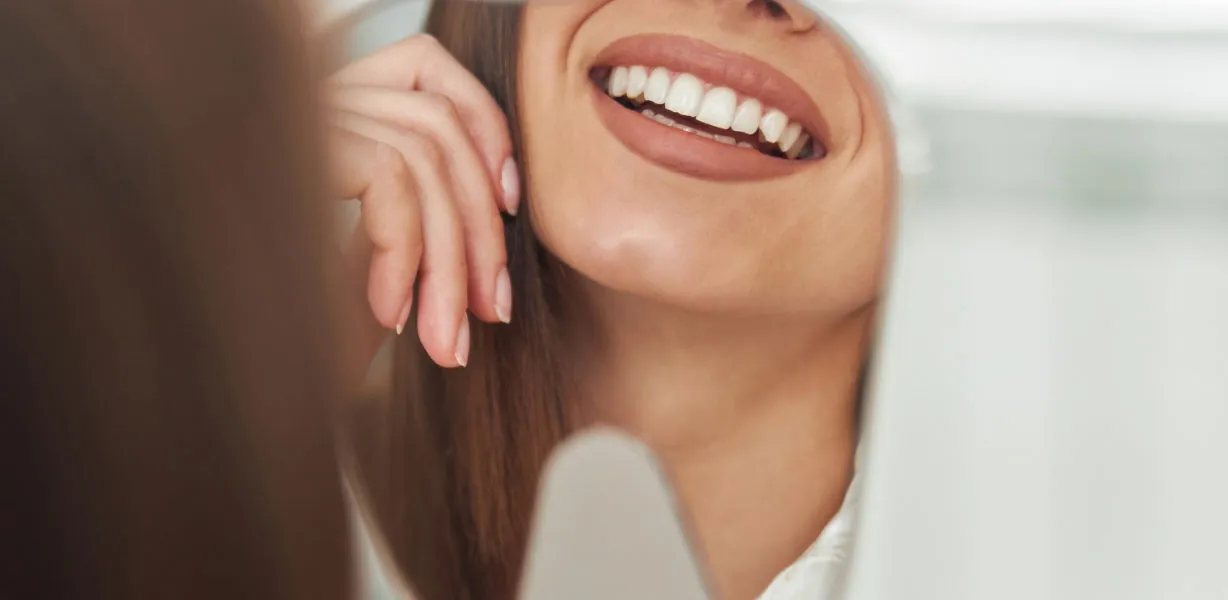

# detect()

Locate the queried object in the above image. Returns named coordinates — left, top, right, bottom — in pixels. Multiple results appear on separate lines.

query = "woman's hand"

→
left=329, top=34, right=518, bottom=369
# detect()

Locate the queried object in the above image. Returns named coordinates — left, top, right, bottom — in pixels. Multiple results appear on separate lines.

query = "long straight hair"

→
left=357, top=5, right=894, bottom=599
left=341, top=4, right=578, bottom=600
left=0, top=1, right=351, bottom=598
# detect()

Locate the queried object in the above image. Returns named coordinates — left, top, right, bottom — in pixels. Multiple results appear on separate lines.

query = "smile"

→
left=588, top=34, right=830, bottom=181
left=599, top=66, right=821, bottom=160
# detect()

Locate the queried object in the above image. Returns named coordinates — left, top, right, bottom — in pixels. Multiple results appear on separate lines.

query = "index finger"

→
left=330, top=34, right=518, bottom=213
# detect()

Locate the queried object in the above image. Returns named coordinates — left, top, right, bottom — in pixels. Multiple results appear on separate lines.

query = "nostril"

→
left=748, top=0, right=790, bottom=21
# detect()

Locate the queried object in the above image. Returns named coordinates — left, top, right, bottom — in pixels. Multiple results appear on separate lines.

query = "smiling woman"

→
left=339, top=2, right=898, bottom=600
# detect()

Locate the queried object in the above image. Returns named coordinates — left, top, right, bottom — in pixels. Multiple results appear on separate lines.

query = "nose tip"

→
left=746, top=0, right=819, bottom=33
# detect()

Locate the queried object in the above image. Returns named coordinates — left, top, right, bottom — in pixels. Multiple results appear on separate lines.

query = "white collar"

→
left=756, top=470, right=861, bottom=600
left=348, top=465, right=862, bottom=600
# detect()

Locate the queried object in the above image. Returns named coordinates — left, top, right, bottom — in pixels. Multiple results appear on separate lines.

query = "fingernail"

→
left=394, top=296, right=412, bottom=335
left=501, top=158, right=520, bottom=216
left=454, top=315, right=470, bottom=367
left=494, top=267, right=512, bottom=324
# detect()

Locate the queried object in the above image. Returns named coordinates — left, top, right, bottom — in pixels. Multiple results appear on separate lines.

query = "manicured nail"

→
left=501, top=157, right=520, bottom=216
left=454, top=315, right=470, bottom=367
left=394, top=296, right=413, bottom=335
left=494, top=267, right=512, bottom=324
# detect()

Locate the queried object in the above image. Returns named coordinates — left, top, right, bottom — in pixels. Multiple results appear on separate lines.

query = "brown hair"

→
left=349, top=5, right=891, bottom=599
left=342, top=3, right=578, bottom=600
left=0, top=1, right=350, bottom=599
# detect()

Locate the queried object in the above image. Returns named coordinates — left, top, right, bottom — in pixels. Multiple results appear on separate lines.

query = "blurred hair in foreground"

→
left=0, top=1, right=352, bottom=598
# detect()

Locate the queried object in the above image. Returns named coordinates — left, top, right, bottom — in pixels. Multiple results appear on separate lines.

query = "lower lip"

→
left=589, top=86, right=805, bottom=182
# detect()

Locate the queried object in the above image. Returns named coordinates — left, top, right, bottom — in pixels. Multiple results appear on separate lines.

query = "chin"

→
left=542, top=229, right=878, bottom=317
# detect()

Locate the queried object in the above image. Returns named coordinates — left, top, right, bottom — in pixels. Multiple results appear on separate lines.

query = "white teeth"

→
left=759, top=108, right=788, bottom=144
left=649, top=107, right=756, bottom=147
left=643, top=67, right=671, bottom=104
left=626, top=66, right=648, bottom=98
left=607, top=66, right=629, bottom=97
left=664, top=73, right=703, bottom=118
left=603, top=65, right=815, bottom=159
left=696, top=87, right=737, bottom=129
left=730, top=99, right=762, bottom=135
left=778, top=122, right=803, bottom=153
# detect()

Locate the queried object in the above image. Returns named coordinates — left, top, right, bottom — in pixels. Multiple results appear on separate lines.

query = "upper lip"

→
left=589, top=33, right=831, bottom=152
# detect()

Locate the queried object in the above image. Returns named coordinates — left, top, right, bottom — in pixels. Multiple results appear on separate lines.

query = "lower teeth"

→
left=641, top=109, right=755, bottom=150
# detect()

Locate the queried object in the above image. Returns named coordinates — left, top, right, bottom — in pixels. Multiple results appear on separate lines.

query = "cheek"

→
left=782, top=155, right=896, bottom=309
left=792, top=192, right=891, bottom=309
left=520, top=75, right=724, bottom=294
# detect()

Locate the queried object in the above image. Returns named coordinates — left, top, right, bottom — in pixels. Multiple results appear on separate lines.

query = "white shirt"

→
left=349, top=473, right=860, bottom=600
left=756, top=473, right=860, bottom=600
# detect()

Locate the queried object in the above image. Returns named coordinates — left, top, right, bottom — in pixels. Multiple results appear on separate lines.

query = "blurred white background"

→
left=325, top=1, right=1228, bottom=598
left=838, top=2, right=1228, bottom=600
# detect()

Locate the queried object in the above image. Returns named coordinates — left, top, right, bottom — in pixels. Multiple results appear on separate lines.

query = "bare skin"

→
left=574, top=286, right=868, bottom=599
left=330, top=1, right=895, bottom=597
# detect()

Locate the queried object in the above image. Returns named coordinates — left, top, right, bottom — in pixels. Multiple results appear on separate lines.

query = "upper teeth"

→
left=606, top=65, right=811, bottom=158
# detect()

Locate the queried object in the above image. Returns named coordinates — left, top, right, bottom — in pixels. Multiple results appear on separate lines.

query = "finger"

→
left=364, top=145, right=423, bottom=335
left=338, top=223, right=397, bottom=391
left=330, top=34, right=519, bottom=214
left=331, top=131, right=423, bottom=333
left=336, top=114, right=470, bottom=368
left=332, top=87, right=510, bottom=325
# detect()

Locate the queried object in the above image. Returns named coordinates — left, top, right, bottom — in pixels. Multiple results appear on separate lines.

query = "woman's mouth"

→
left=587, top=34, right=831, bottom=182
left=592, top=65, right=823, bottom=161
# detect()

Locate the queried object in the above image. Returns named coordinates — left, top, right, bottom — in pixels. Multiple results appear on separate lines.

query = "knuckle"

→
left=376, top=143, right=411, bottom=178
left=402, top=134, right=444, bottom=171
left=405, top=33, right=442, bottom=55
left=418, top=92, right=461, bottom=124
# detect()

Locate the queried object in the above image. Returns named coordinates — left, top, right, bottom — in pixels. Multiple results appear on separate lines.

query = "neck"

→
left=568, top=283, right=871, bottom=600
